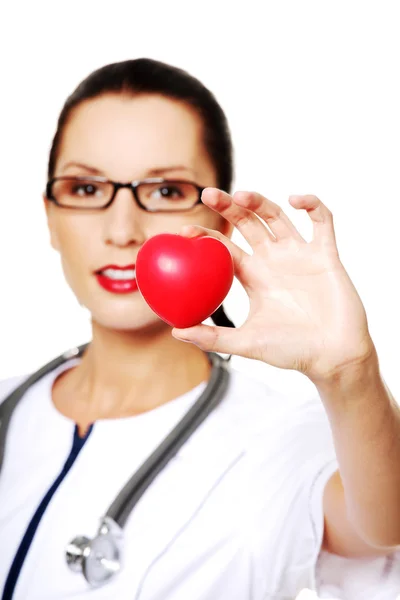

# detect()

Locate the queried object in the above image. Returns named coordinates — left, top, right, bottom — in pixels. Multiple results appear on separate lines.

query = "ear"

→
left=43, top=194, right=60, bottom=252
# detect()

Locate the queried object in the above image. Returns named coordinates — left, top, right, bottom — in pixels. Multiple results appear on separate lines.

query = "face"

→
left=45, top=94, right=232, bottom=333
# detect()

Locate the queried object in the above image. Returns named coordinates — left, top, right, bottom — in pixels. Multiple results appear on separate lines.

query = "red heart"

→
left=136, top=233, right=234, bottom=328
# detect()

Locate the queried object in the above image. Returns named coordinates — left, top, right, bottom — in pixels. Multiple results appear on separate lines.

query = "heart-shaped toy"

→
left=136, top=233, right=234, bottom=328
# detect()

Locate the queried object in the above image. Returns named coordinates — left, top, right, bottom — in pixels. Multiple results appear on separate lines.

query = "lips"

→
left=95, top=264, right=138, bottom=294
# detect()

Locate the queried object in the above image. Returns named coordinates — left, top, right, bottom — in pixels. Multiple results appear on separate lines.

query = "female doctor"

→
left=0, top=58, right=400, bottom=600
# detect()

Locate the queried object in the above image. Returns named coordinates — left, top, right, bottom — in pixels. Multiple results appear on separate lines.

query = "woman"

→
left=0, top=59, right=399, bottom=600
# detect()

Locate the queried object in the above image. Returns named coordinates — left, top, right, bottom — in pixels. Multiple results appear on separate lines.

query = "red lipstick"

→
left=95, top=264, right=138, bottom=294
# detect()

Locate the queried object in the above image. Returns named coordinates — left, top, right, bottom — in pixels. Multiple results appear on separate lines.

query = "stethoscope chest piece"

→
left=65, top=517, right=124, bottom=587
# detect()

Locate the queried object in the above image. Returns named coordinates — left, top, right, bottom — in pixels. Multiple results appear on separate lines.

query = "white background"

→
left=0, top=3, right=399, bottom=596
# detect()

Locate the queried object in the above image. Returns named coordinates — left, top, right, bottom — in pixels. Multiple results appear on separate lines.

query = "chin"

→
left=73, top=283, right=168, bottom=334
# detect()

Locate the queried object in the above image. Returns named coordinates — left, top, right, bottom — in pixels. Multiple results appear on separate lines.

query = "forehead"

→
left=56, top=94, right=208, bottom=179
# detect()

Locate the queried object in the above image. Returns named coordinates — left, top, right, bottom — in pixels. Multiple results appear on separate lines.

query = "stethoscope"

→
left=0, top=343, right=231, bottom=588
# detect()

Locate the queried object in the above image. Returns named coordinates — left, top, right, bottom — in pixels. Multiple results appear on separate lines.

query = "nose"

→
left=103, top=187, right=146, bottom=248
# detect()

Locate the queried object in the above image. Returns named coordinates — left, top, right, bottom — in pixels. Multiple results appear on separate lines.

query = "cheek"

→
left=171, top=207, right=225, bottom=232
left=55, top=218, right=96, bottom=274
left=140, top=209, right=216, bottom=236
left=199, top=212, right=228, bottom=234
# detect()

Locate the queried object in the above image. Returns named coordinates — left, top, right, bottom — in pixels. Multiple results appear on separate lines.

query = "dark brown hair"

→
left=47, top=58, right=234, bottom=192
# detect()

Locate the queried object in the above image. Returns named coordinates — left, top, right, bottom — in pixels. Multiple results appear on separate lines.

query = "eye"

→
left=138, top=181, right=198, bottom=211
left=70, top=182, right=103, bottom=197
left=152, top=184, right=184, bottom=199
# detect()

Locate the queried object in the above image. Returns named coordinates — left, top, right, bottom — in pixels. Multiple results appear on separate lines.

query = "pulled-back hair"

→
left=47, top=58, right=234, bottom=192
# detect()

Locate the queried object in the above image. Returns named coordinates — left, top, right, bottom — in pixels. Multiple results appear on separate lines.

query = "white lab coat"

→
left=0, top=358, right=399, bottom=599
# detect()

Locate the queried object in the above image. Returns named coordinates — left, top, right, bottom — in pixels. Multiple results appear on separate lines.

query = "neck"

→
left=55, top=319, right=211, bottom=425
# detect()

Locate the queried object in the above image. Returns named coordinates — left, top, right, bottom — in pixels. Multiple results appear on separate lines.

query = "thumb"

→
left=172, top=324, right=240, bottom=355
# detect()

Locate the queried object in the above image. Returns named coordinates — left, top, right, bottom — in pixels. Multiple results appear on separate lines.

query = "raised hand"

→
left=172, top=188, right=375, bottom=383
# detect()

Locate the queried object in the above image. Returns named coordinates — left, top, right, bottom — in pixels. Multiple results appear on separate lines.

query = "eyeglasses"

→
left=45, top=176, right=205, bottom=212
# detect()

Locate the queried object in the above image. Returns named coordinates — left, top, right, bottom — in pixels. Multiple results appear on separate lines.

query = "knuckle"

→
left=236, top=212, right=253, bottom=228
left=267, top=205, right=283, bottom=221
left=233, top=190, right=250, bottom=203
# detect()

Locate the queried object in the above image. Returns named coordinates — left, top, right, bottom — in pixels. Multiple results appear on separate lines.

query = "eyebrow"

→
left=61, top=162, right=104, bottom=175
left=147, top=166, right=195, bottom=176
left=60, top=162, right=196, bottom=178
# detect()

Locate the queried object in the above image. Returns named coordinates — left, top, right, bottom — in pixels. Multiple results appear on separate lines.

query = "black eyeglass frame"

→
left=45, top=176, right=205, bottom=213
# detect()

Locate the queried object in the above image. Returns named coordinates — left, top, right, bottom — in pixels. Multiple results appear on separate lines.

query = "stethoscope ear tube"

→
left=0, top=344, right=89, bottom=473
